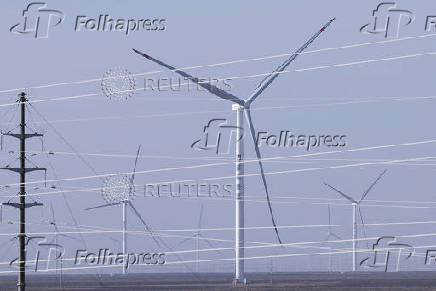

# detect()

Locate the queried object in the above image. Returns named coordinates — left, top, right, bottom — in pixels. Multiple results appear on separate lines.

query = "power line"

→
left=8, top=150, right=436, bottom=166
left=0, top=93, right=432, bottom=129
left=3, top=182, right=436, bottom=210
left=0, top=32, right=434, bottom=96
left=11, top=184, right=436, bottom=216
left=3, top=217, right=350, bottom=258
left=1, top=138, right=435, bottom=190
left=1, top=155, right=434, bottom=201
left=2, top=239, right=436, bottom=275
left=1, top=94, right=435, bottom=128
left=7, top=219, right=436, bottom=237
left=27, top=104, right=100, bottom=179
left=1, top=50, right=436, bottom=110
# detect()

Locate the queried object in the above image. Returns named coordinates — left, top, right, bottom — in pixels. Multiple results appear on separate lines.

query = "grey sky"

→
left=1, top=0, right=436, bottom=274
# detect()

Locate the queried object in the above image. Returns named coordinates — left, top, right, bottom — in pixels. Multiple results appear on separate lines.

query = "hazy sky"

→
left=1, top=0, right=436, bottom=275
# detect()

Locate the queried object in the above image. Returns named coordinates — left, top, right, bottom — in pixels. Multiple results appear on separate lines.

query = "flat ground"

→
left=1, top=272, right=436, bottom=290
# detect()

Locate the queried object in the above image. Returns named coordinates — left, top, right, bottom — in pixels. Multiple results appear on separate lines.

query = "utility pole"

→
left=18, top=92, right=27, bottom=291
left=1, top=92, right=45, bottom=291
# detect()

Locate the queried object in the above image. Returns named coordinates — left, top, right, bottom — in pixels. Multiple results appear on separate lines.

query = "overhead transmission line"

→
left=0, top=94, right=433, bottom=127
left=0, top=32, right=434, bottom=95
left=0, top=136, right=435, bottom=190
left=0, top=48, right=436, bottom=110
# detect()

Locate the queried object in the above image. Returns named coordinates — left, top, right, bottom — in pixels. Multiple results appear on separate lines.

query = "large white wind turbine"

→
left=133, top=18, right=335, bottom=284
left=324, top=169, right=387, bottom=272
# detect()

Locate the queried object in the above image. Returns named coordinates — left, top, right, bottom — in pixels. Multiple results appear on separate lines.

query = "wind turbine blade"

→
left=49, top=203, right=62, bottom=237
left=53, top=223, right=59, bottom=233
left=50, top=203, right=55, bottom=223
left=178, top=236, right=194, bottom=245
left=132, top=49, right=244, bottom=106
left=244, top=108, right=282, bottom=244
left=359, top=169, right=387, bottom=202
left=245, top=18, right=335, bottom=105
left=357, top=206, right=369, bottom=249
left=127, top=201, right=161, bottom=247
left=84, top=202, right=120, bottom=210
left=58, top=234, right=82, bottom=242
left=48, top=204, right=82, bottom=242
left=331, top=233, right=342, bottom=240
left=130, top=144, right=141, bottom=185
left=49, top=203, right=58, bottom=235
left=197, top=203, right=204, bottom=230
left=127, top=203, right=199, bottom=276
left=198, top=234, right=224, bottom=255
left=323, top=182, right=357, bottom=203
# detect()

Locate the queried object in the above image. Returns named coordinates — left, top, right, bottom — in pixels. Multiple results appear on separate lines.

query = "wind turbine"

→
left=179, top=203, right=223, bottom=273
left=325, top=204, right=341, bottom=272
left=86, top=145, right=159, bottom=274
left=133, top=18, right=335, bottom=284
left=180, top=204, right=204, bottom=273
left=47, top=203, right=80, bottom=288
left=324, top=169, right=387, bottom=272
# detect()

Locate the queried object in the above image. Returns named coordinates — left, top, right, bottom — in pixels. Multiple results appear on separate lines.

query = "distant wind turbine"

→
left=324, top=169, right=387, bottom=272
left=86, top=145, right=159, bottom=274
left=325, top=204, right=341, bottom=272
left=179, top=204, right=223, bottom=273
left=133, top=17, right=335, bottom=284
left=48, top=203, right=80, bottom=288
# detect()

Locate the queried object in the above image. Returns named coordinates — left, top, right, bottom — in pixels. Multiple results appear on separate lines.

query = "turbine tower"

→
left=324, top=169, right=387, bottom=272
left=133, top=18, right=335, bottom=284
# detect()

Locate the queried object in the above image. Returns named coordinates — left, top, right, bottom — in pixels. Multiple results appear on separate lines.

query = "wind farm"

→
left=1, top=1, right=436, bottom=290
